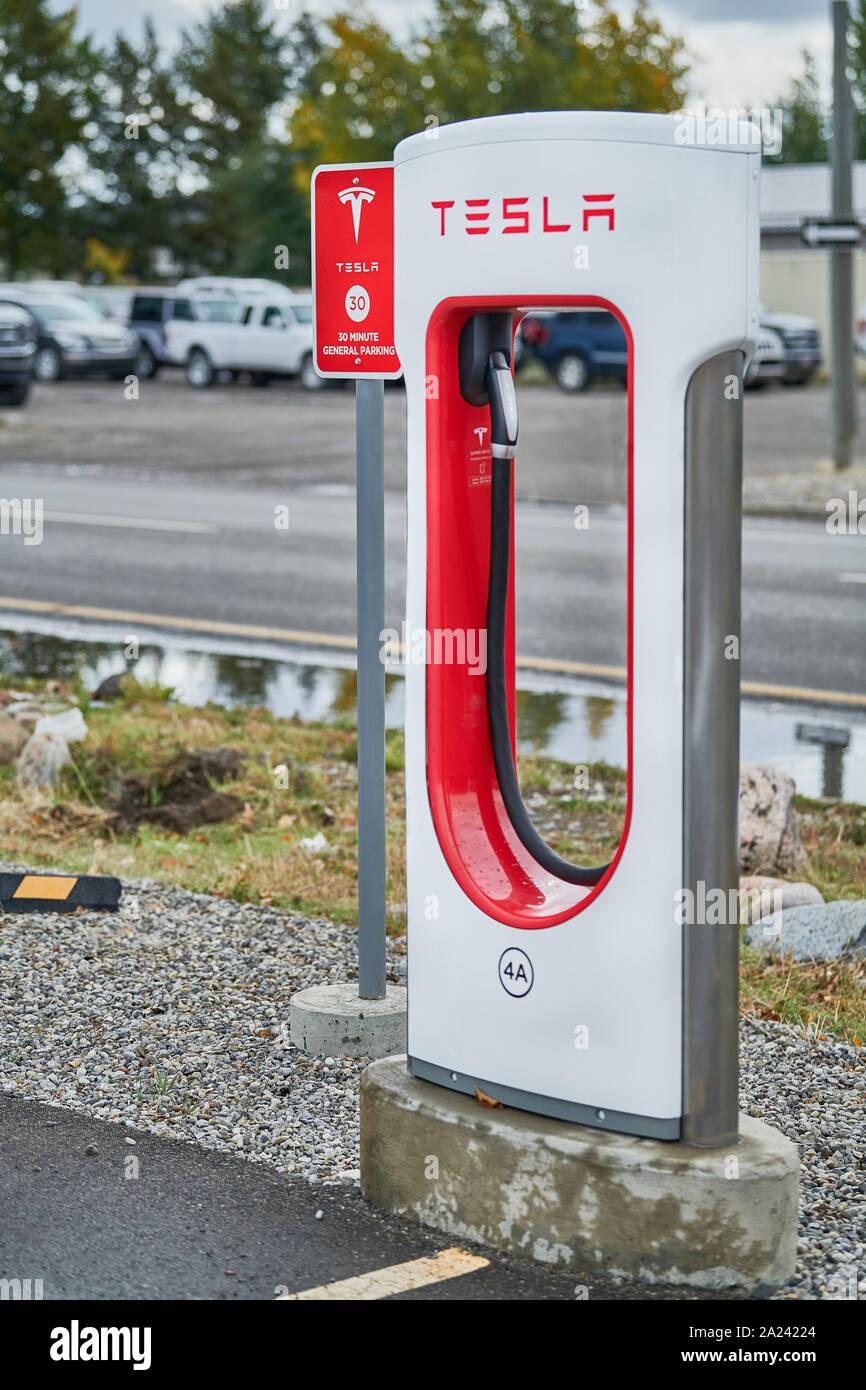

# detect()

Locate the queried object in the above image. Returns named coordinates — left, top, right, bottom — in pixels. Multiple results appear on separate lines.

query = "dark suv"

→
left=128, top=292, right=197, bottom=377
left=0, top=292, right=139, bottom=382
left=520, top=310, right=628, bottom=392
left=0, top=299, right=37, bottom=406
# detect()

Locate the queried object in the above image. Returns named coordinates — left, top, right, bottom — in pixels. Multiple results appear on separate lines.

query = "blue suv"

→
left=519, top=310, right=628, bottom=392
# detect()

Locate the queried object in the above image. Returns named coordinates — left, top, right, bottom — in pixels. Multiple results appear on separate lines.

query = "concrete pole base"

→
left=360, top=1055, right=799, bottom=1293
left=289, top=984, right=407, bottom=1059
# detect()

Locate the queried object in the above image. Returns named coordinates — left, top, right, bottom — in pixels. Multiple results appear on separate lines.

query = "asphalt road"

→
left=0, top=463, right=863, bottom=696
left=0, top=1093, right=733, bottom=1302
left=2, top=373, right=866, bottom=499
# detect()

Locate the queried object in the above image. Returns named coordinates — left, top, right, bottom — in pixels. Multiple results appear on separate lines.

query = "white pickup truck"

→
left=163, top=295, right=320, bottom=389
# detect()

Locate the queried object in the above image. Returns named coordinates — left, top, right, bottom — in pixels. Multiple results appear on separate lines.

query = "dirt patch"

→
left=106, top=747, right=246, bottom=833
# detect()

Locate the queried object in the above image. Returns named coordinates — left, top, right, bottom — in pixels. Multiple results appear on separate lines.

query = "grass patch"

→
left=741, top=940, right=866, bottom=1045
left=1, top=680, right=864, bottom=1042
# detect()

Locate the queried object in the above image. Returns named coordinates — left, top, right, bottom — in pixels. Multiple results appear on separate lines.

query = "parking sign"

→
left=312, top=162, right=401, bottom=379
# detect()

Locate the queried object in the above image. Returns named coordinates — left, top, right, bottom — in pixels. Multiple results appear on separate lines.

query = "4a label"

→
left=498, top=947, right=534, bottom=997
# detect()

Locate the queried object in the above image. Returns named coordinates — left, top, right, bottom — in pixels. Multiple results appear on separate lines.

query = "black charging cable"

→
left=483, top=349, right=609, bottom=888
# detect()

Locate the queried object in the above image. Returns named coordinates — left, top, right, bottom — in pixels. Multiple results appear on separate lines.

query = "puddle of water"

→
left=0, top=615, right=864, bottom=804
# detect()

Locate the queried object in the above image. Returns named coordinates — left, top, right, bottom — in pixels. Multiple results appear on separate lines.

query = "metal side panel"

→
left=409, top=1058, right=681, bottom=1141
left=682, top=351, right=744, bottom=1148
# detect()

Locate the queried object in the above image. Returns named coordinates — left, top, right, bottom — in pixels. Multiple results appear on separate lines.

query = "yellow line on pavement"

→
left=0, top=597, right=357, bottom=651
left=275, top=1247, right=489, bottom=1301
left=0, top=597, right=863, bottom=708
left=740, top=679, right=866, bottom=708
left=516, top=654, right=626, bottom=680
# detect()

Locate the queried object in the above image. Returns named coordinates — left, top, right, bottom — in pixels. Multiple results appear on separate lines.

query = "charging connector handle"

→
left=485, top=350, right=518, bottom=459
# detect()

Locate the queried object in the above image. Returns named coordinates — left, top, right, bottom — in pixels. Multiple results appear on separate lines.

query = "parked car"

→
left=175, top=276, right=297, bottom=300
left=163, top=295, right=318, bottom=389
left=0, top=280, right=133, bottom=324
left=745, top=325, right=787, bottom=388
left=0, top=279, right=136, bottom=330
left=0, top=299, right=37, bottom=406
left=759, top=303, right=821, bottom=385
left=79, top=286, right=136, bottom=323
left=128, top=291, right=202, bottom=378
left=852, top=300, right=866, bottom=358
left=519, top=310, right=628, bottom=391
left=0, top=291, right=138, bottom=382
left=0, top=279, right=83, bottom=296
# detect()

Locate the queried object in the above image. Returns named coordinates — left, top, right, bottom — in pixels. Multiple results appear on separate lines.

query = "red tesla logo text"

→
left=430, top=194, right=615, bottom=235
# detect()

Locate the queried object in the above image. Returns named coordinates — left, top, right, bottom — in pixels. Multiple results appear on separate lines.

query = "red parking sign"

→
left=312, top=162, right=401, bottom=379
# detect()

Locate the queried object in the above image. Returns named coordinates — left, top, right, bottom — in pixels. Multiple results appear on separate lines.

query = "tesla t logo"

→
left=339, top=184, right=376, bottom=243
left=473, top=426, right=488, bottom=446
left=431, top=194, right=615, bottom=236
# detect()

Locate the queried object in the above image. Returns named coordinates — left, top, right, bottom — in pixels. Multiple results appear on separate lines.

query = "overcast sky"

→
left=58, top=0, right=835, bottom=109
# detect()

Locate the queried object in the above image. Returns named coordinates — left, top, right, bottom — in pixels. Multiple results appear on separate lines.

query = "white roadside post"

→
left=288, top=163, right=407, bottom=1059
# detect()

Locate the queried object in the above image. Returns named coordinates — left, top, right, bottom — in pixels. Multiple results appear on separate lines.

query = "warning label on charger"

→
left=312, top=162, right=401, bottom=379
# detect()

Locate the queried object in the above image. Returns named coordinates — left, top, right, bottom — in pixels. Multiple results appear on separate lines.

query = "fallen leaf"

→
left=474, top=1086, right=504, bottom=1110
left=753, top=1003, right=780, bottom=1022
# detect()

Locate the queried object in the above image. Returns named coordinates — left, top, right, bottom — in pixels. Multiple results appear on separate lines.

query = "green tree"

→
left=208, top=138, right=312, bottom=282
left=289, top=11, right=427, bottom=176
left=764, top=51, right=828, bottom=165
left=0, top=0, right=98, bottom=274
left=170, top=0, right=297, bottom=273
left=85, top=18, right=193, bottom=280
left=418, top=0, right=689, bottom=121
left=174, top=0, right=291, bottom=164
left=847, top=0, right=866, bottom=158
left=289, top=0, right=689, bottom=174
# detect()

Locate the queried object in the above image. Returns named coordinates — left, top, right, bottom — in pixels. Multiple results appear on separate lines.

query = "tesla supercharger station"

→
left=394, top=111, right=760, bottom=1146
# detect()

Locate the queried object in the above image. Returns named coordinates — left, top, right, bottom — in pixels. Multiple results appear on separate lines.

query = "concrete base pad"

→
left=289, top=984, right=407, bottom=1059
left=360, top=1055, right=799, bottom=1293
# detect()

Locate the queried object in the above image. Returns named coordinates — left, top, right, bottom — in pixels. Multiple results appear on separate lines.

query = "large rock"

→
left=746, top=900, right=866, bottom=962
left=3, top=700, right=64, bottom=731
left=739, top=876, right=823, bottom=925
left=739, top=765, right=805, bottom=876
left=35, top=707, right=88, bottom=743
left=0, top=712, right=28, bottom=765
left=16, top=730, right=70, bottom=790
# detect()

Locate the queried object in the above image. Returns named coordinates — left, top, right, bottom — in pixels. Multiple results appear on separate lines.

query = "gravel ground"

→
left=0, top=875, right=388, bottom=1189
left=0, top=872, right=863, bottom=1300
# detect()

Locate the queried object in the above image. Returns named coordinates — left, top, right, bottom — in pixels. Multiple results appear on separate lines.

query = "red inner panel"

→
left=425, top=295, right=633, bottom=929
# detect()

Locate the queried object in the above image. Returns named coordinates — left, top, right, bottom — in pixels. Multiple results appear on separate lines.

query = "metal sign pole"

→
left=831, top=0, right=857, bottom=471
left=355, top=377, right=387, bottom=1000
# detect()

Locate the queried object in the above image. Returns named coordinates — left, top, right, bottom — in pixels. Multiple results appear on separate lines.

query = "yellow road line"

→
left=0, top=597, right=863, bottom=708
left=275, top=1247, right=489, bottom=1301
left=0, top=597, right=357, bottom=651
left=741, top=679, right=866, bottom=707
left=515, top=654, right=626, bottom=680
